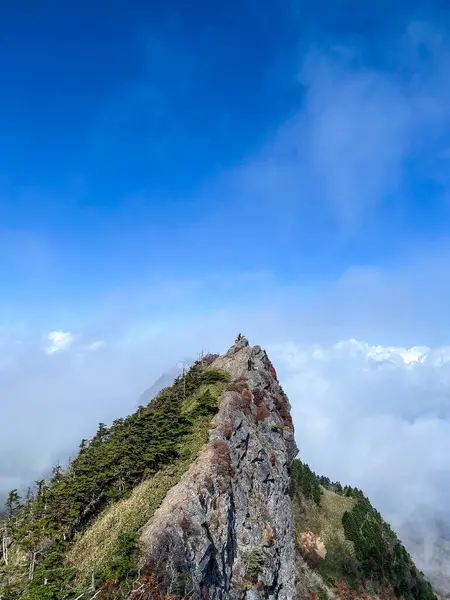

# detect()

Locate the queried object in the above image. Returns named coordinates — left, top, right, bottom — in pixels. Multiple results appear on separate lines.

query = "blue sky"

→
left=4, top=2, right=450, bottom=575
left=3, top=0, right=450, bottom=331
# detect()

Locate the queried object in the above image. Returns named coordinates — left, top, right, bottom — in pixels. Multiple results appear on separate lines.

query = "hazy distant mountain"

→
left=136, top=358, right=195, bottom=405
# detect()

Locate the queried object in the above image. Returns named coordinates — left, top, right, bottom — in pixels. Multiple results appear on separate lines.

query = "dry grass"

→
left=0, top=543, right=29, bottom=591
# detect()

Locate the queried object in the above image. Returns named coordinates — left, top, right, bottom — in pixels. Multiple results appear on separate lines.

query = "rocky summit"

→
left=139, top=341, right=298, bottom=599
left=0, top=340, right=438, bottom=600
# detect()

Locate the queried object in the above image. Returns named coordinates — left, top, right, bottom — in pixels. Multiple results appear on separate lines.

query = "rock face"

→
left=138, top=341, right=299, bottom=599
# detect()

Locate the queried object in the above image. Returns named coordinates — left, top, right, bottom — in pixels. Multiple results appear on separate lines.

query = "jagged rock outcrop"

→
left=138, top=341, right=299, bottom=599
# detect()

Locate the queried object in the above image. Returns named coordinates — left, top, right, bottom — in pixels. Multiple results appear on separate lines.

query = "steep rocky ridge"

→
left=137, top=340, right=298, bottom=599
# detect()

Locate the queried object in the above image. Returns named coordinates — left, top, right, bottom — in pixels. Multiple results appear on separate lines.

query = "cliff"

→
left=137, top=341, right=298, bottom=599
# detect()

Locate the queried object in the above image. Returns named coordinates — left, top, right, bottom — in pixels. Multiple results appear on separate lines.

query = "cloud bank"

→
left=1, top=268, right=450, bottom=529
left=270, top=339, right=450, bottom=526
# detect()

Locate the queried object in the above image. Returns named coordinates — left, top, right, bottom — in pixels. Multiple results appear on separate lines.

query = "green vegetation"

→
left=0, top=361, right=230, bottom=600
left=290, top=459, right=434, bottom=600
left=342, top=498, right=435, bottom=600
left=67, top=416, right=212, bottom=583
left=242, top=549, right=265, bottom=576
left=290, top=460, right=355, bottom=587
left=290, top=459, right=322, bottom=505
left=318, top=475, right=365, bottom=500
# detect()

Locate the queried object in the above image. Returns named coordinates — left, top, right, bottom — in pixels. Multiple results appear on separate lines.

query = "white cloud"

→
left=310, top=338, right=432, bottom=365
left=268, top=339, right=450, bottom=527
left=44, top=334, right=105, bottom=356
left=45, top=331, right=75, bottom=355
left=211, top=18, right=450, bottom=241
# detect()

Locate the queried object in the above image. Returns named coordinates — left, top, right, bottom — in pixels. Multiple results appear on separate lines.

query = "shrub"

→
left=255, top=405, right=270, bottom=422
left=252, top=389, right=267, bottom=407
left=210, top=440, right=231, bottom=477
left=284, top=413, right=294, bottom=429
left=200, top=369, right=230, bottom=385
left=140, top=530, right=191, bottom=599
left=191, top=389, right=219, bottom=418
left=242, top=549, right=264, bottom=576
left=275, top=393, right=293, bottom=427
left=317, top=585, right=328, bottom=600
left=227, top=378, right=248, bottom=393
left=98, top=529, right=139, bottom=583
left=242, top=389, right=253, bottom=402
left=201, top=353, right=219, bottom=366
left=229, top=393, right=251, bottom=413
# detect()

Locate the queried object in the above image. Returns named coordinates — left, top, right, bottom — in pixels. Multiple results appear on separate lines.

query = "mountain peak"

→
left=0, top=339, right=437, bottom=600
left=137, top=340, right=299, bottom=598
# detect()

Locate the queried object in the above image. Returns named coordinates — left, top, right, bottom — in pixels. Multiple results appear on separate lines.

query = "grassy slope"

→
left=293, top=483, right=356, bottom=585
left=294, top=486, right=355, bottom=541
left=67, top=384, right=220, bottom=583
left=291, top=460, right=435, bottom=600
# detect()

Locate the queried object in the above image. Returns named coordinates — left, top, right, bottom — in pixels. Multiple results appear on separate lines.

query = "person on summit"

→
left=235, top=333, right=250, bottom=346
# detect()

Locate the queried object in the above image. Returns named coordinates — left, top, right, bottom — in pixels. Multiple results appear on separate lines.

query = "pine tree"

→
left=6, top=490, right=21, bottom=517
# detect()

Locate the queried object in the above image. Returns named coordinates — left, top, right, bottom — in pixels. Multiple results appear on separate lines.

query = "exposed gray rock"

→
left=246, top=590, right=263, bottom=600
left=138, top=342, right=299, bottom=599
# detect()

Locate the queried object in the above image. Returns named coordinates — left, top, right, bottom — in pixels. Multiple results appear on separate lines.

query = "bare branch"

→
left=2, top=533, right=9, bottom=566
left=72, top=591, right=88, bottom=600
